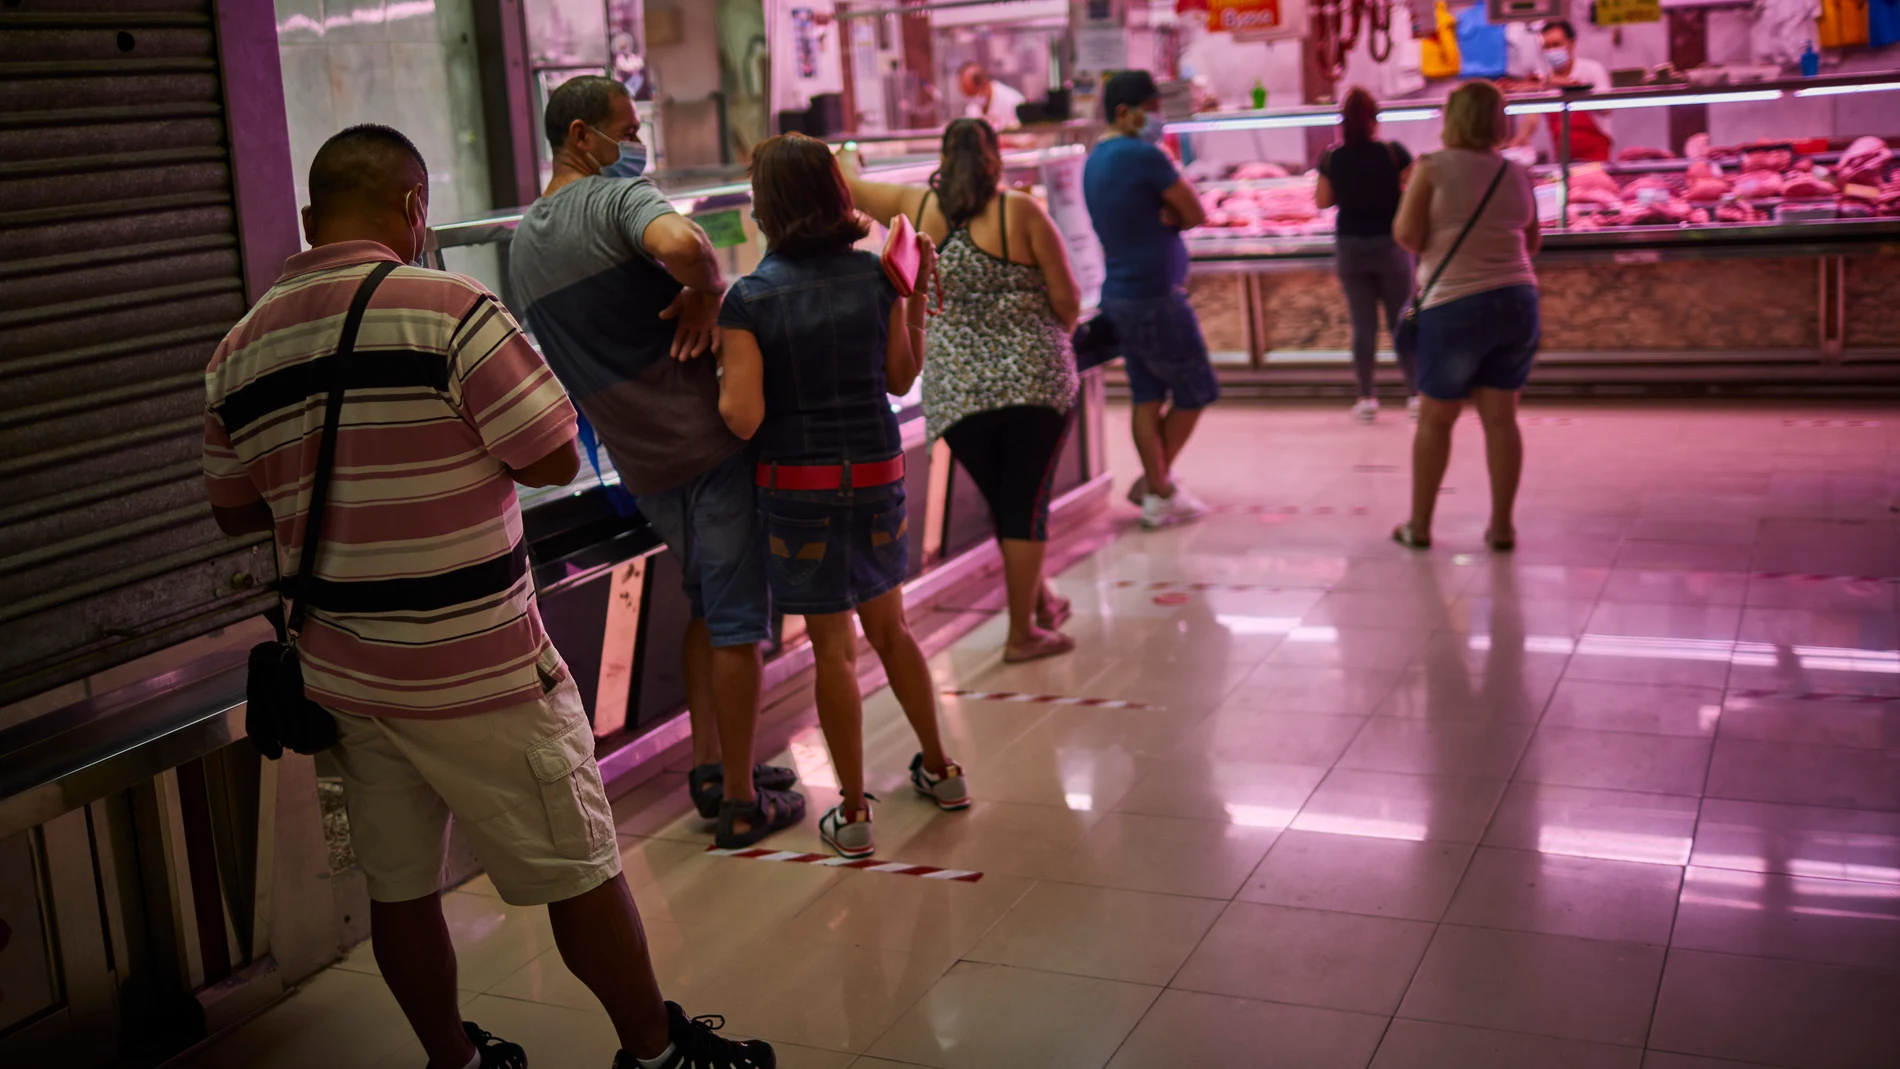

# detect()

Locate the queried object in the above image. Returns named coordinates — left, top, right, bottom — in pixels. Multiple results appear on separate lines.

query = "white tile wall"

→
left=272, top=0, right=497, bottom=274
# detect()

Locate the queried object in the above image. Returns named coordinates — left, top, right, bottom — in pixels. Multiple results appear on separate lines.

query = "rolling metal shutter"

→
left=0, top=0, right=275, bottom=707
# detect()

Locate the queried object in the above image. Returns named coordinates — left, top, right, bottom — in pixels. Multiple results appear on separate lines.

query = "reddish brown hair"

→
left=748, top=133, right=870, bottom=258
left=1340, top=86, right=1378, bottom=145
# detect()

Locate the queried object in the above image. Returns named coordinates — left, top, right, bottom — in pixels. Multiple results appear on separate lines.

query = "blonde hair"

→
left=1442, top=80, right=1508, bottom=151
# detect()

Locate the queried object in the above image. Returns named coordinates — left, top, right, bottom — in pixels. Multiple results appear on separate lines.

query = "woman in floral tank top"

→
left=844, top=120, right=1082, bottom=663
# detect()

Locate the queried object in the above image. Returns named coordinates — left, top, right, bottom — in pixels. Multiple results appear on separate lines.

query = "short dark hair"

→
left=1543, top=19, right=1577, bottom=41
left=1340, top=86, right=1378, bottom=145
left=544, top=74, right=628, bottom=153
left=1103, top=69, right=1160, bottom=122
left=747, top=133, right=870, bottom=259
left=308, top=124, right=427, bottom=218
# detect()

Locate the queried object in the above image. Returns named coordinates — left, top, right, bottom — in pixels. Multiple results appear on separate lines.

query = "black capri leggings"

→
left=941, top=405, right=1073, bottom=542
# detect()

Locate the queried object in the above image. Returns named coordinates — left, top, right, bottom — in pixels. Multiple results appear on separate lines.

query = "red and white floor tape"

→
left=943, top=689, right=1165, bottom=711
left=1727, top=688, right=1899, bottom=705
left=705, top=846, right=983, bottom=881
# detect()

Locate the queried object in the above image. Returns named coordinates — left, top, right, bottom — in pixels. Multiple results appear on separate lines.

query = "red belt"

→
left=756, top=455, right=906, bottom=491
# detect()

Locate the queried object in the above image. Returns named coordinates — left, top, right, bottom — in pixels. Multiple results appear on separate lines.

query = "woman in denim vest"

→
left=715, top=134, right=968, bottom=858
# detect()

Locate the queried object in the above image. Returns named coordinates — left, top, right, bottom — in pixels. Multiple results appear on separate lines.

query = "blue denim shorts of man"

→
left=1415, top=284, right=1541, bottom=401
left=1100, top=289, right=1221, bottom=410
left=634, top=449, right=771, bottom=646
left=757, top=481, right=909, bottom=616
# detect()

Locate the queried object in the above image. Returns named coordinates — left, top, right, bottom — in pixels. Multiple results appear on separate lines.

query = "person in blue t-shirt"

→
left=1082, top=70, right=1216, bottom=530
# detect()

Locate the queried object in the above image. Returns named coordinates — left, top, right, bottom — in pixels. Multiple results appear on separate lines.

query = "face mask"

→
left=1137, top=111, right=1166, bottom=145
left=405, top=190, right=431, bottom=267
left=1544, top=47, right=1571, bottom=70
left=603, top=139, right=648, bottom=178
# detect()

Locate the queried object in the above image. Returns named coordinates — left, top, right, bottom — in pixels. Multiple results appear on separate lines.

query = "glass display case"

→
left=1166, top=71, right=1900, bottom=243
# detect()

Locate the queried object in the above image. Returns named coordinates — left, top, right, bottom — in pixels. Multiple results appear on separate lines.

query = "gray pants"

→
left=1335, top=235, right=1418, bottom=398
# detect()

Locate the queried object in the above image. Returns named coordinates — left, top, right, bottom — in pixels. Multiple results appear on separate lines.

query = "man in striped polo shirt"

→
left=204, top=126, right=772, bottom=1069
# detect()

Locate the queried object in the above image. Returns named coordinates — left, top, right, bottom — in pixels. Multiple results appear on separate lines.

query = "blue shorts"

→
left=758, top=481, right=908, bottom=616
left=1416, top=284, right=1541, bottom=400
left=635, top=449, right=771, bottom=647
left=1101, top=290, right=1221, bottom=410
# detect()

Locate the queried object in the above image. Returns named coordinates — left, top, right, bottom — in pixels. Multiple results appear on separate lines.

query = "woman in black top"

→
left=1316, top=86, right=1418, bottom=422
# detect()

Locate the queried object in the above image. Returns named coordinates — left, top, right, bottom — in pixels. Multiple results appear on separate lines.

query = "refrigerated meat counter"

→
left=1161, top=72, right=1900, bottom=393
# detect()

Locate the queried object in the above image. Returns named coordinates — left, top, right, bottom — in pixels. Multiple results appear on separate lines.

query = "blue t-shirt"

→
left=1083, top=137, right=1188, bottom=301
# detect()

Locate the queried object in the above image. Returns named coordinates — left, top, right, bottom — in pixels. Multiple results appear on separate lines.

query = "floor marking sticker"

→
left=1206, top=504, right=1373, bottom=516
left=705, top=846, right=983, bottom=881
left=1112, top=580, right=1291, bottom=592
left=1781, top=419, right=1881, bottom=428
left=1522, top=416, right=1582, bottom=426
left=1152, top=592, right=1191, bottom=605
left=1751, top=572, right=1900, bottom=586
left=1727, top=689, right=1900, bottom=705
left=944, top=689, right=1165, bottom=711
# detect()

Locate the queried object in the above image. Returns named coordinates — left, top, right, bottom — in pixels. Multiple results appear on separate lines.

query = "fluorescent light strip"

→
left=1794, top=81, right=1900, bottom=97
left=1570, top=89, right=1784, bottom=111
left=1166, top=114, right=1342, bottom=133
left=1376, top=108, right=1440, bottom=123
left=1505, top=102, right=1565, bottom=115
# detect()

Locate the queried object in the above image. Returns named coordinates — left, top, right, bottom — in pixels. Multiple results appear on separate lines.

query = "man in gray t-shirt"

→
left=510, top=75, right=804, bottom=851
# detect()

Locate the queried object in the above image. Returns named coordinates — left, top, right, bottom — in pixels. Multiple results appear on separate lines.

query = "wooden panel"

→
left=1844, top=253, right=1900, bottom=349
left=1536, top=259, right=1818, bottom=351
left=1184, top=272, right=1253, bottom=354
left=1254, top=268, right=1355, bottom=352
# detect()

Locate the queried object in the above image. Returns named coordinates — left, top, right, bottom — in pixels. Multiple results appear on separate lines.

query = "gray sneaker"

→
left=819, top=799, right=876, bottom=859
left=910, top=753, right=970, bottom=811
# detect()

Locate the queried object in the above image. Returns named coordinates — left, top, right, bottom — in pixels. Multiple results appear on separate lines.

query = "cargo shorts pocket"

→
left=524, top=720, right=611, bottom=860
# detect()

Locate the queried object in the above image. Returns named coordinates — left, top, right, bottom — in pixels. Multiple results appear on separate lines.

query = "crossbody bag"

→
left=1394, top=159, right=1508, bottom=354
left=245, top=260, right=398, bottom=759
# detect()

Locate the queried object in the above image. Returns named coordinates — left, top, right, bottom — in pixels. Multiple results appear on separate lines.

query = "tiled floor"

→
left=198, top=403, right=1900, bottom=1068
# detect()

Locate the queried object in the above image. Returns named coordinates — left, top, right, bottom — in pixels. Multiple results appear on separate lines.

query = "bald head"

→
left=302, top=124, right=430, bottom=261
left=308, top=124, right=428, bottom=220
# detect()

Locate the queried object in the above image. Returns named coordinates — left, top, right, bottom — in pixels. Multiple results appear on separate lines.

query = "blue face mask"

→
left=589, top=122, right=648, bottom=178
left=603, top=139, right=648, bottom=178
left=1137, top=111, right=1166, bottom=145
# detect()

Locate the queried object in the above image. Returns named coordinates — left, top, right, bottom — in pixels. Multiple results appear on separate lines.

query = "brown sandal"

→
left=1037, top=593, right=1073, bottom=631
left=1004, top=629, right=1076, bottom=664
left=1392, top=523, right=1432, bottom=550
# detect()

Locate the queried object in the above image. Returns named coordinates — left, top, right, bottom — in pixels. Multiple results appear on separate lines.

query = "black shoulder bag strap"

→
left=283, top=260, right=400, bottom=638
left=1408, top=159, right=1509, bottom=319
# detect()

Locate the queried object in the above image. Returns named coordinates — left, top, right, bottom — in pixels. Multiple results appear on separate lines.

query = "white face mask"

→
left=1544, top=47, right=1572, bottom=70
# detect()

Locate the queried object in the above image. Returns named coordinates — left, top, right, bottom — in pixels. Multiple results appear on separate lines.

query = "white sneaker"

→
left=1141, top=482, right=1208, bottom=529
left=1352, top=397, right=1379, bottom=422
left=1407, top=396, right=1421, bottom=421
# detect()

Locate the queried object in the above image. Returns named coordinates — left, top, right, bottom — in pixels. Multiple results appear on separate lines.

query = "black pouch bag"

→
left=1072, top=311, right=1120, bottom=373
left=1394, top=160, right=1508, bottom=356
left=245, top=262, right=397, bottom=760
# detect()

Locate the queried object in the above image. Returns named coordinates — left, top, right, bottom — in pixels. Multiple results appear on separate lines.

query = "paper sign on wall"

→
left=1592, top=0, right=1660, bottom=24
left=1207, top=0, right=1301, bottom=39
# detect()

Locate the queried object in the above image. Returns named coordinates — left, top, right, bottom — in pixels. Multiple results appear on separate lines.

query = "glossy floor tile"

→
left=207, top=404, right=1900, bottom=1067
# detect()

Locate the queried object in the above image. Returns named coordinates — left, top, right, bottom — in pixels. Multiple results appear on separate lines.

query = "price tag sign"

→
left=1207, top=0, right=1303, bottom=40
left=694, top=208, right=748, bottom=249
left=1594, top=0, right=1660, bottom=25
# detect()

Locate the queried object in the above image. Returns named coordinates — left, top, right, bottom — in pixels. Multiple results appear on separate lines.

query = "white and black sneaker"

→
left=458, top=1022, right=527, bottom=1068
left=612, top=1002, right=775, bottom=1069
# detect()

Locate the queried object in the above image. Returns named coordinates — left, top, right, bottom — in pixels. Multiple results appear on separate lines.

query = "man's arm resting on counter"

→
left=644, top=213, right=726, bottom=360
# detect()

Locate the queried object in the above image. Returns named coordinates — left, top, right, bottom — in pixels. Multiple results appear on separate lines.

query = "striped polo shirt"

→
left=203, top=241, right=578, bottom=719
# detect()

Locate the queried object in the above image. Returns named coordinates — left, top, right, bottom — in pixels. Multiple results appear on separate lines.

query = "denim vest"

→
left=721, top=249, right=903, bottom=466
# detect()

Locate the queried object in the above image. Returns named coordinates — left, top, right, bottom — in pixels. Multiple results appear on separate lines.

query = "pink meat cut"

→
left=1732, top=170, right=1784, bottom=198
left=1836, top=136, right=1894, bottom=188
left=1780, top=173, right=1837, bottom=199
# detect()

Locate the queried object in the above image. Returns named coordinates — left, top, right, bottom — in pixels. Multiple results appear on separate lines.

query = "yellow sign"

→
left=1594, top=0, right=1661, bottom=25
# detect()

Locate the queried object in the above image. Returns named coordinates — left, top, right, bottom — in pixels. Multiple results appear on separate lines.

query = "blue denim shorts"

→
left=757, top=481, right=908, bottom=616
left=635, top=449, right=771, bottom=647
left=1415, top=284, right=1541, bottom=400
left=1101, top=290, right=1221, bottom=410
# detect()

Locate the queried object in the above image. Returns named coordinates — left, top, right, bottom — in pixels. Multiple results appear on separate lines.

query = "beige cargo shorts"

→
left=328, top=651, right=622, bottom=906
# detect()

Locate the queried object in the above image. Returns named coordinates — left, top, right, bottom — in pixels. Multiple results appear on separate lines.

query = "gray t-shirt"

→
left=509, top=175, right=742, bottom=494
